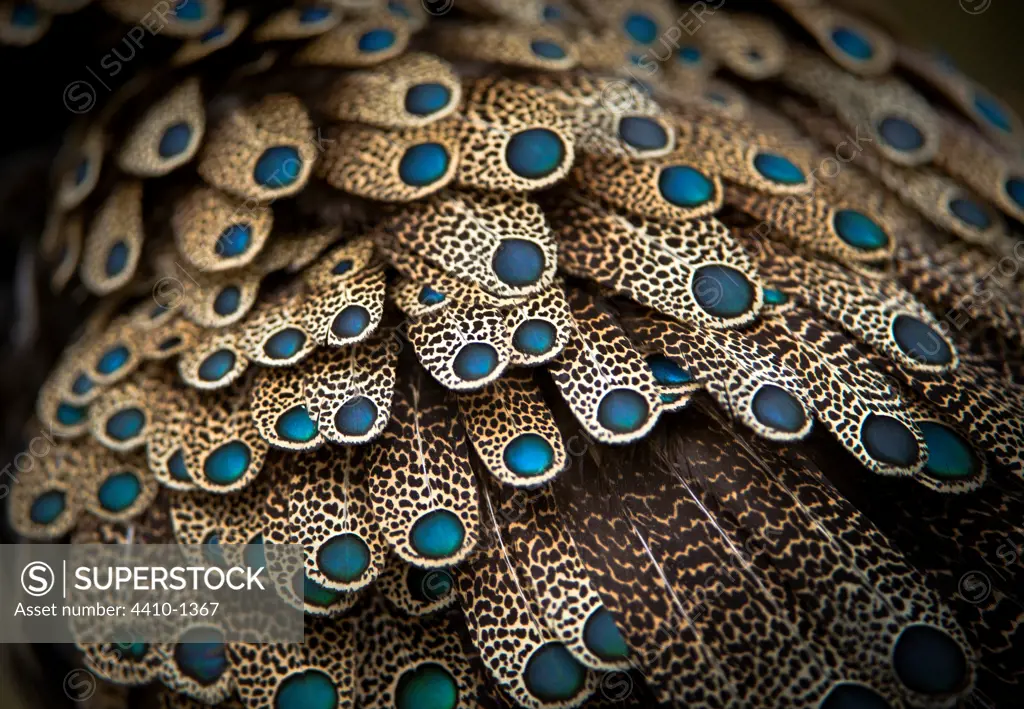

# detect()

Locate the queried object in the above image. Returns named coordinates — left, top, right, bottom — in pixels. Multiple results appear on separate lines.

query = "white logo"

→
left=21, top=561, right=56, bottom=597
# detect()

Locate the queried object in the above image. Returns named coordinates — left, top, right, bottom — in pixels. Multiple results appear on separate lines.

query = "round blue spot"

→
left=254, top=146, right=302, bottom=188
left=974, top=91, right=1013, bottom=132
left=168, top=449, right=190, bottom=482
left=11, top=2, right=38, bottom=27
left=583, top=607, right=629, bottom=661
left=204, top=441, right=251, bottom=486
left=410, top=510, right=465, bottom=559
left=74, top=158, right=89, bottom=185
left=1005, top=177, right=1024, bottom=210
left=677, top=46, right=702, bottom=63
left=199, top=349, right=236, bottom=382
left=174, top=0, right=204, bottom=22
left=751, top=385, right=806, bottom=433
left=300, top=572, right=344, bottom=607
left=405, top=83, right=451, bottom=116
left=861, top=414, right=919, bottom=467
left=106, top=408, right=145, bottom=441
left=646, top=354, right=692, bottom=386
left=524, top=642, right=586, bottom=702
left=503, top=434, right=554, bottom=477
left=506, top=128, right=565, bottom=179
left=418, top=286, right=445, bottom=306
left=98, top=471, right=141, bottom=513
left=764, top=288, right=788, bottom=305
left=331, top=305, right=371, bottom=340
left=335, top=396, right=378, bottom=437
left=72, top=373, right=94, bottom=396
left=245, top=534, right=266, bottom=570
left=597, top=389, right=649, bottom=434
left=530, top=40, right=566, bottom=59
left=492, top=239, right=546, bottom=287
left=276, top=405, right=318, bottom=443
left=217, top=224, right=251, bottom=258
left=753, top=152, right=805, bottom=185
left=213, top=286, right=241, bottom=316
left=201, top=24, right=225, bottom=42
left=513, top=319, right=556, bottom=356
left=57, top=402, right=87, bottom=426
left=203, top=532, right=225, bottom=567
left=892, top=315, right=953, bottom=366
left=877, top=117, right=924, bottom=152
left=831, top=27, right=874, bottom=60
left=30, top=490, right=65, bottom=525
left=618, top=116, right=668, bottom=151
left=833, top=210, right=889, bottom=250
left=659, top=165, right=714, bottom=207
left=407, top=567, right=454, bottom=604
left=542, top=4, right=561, bottom=21
left=821, top=684, right=892, bottom=709
left=388, top=0, right=410, bottom=18
left=105, top=241, right=129, bottom=277
left=692, top=265, right=756, bottom=319
left=893, top=625, right=968, bottom=694
left=158, top=122, right=192, bottom=158
left=97, top=345, right=130, bottom=375
left=298, top=6, right=332, bottom=23
left=358, top=28, right=395, bottom=52
left=398, top=143, right=449, bottom=187
left=453, top=343, right=498, bottom=381
left=332, top=259, right=353, bottom=276
left=919, top=422, right=978, bottom=480
left=276, top=670, right=337, bottom=709
left=948, top=197, right=992, bottom=229
left=624, top=13, right=658, bottom=44
left=173, top=627, right=227, bottom=685
left=396, top=663, right=458, bottom=709
left=318, top=533, right=370, bottom=583
left=264, top=328, right=306, bottom=360
left=124, top=643, right=149, bottom=660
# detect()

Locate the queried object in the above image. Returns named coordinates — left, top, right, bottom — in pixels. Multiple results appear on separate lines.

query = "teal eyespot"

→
left=453, top=343, right=499, bottom=381
left=524, top=642, right=586, bottom=701
left=751, top=385, right=806, bottom=433
left=72, top=373, right=94, bottom=396
left=492, top=239, right=545, bottom=287
left=405, top=83, right=451, bottom=116
left=298, top=571, right=345, bottom=607
left=275, top=670, right=338, bottom=709
left=275, top=405, right=318, bottom=444
left=298, top=6, right=332, bottom=23
left=583, top=607, right=629, bottom=660
left=399, top=143, right=449, bottom=186
left=973, top=91, right=1013, bottom=133
left=530, top=40, right=566, bottom=59
left=203, top=532, right=225, bottom=567
left=168, top=449, right=190, bottom=482
left=752, top=152, right=805, bottom=185
left=832, top=210, right=889, bottom=250
left=506, top=128, right=565, bottom=179
left=513, top=319, right=556, bottom=356
left=418, top=286, right=445, bottom=306
left=245, top=534, right=266, bottom=571
left=105, top=408, right=145, bottom=441
left=98, top=471, right=141, bottom=513
left=173, top=0, right=205, bottom=21
left=1005, top=177, right=1024, bottom=210
left=201, top=24, right=225, bottom=42
left=198, top=349, right=236, bottom=382
left=830, top=27, right=873, bottom=60
left=124, top=642, right=149, bottom=660
left=358, top=28, right=395, bottom=52
left=30, top=490, right=66, bottom=525
left=919, top=422, right=978, bottom=480
left=159, top=334, right=182, bottom=350
left=892, top=315, right=952, bottom=366
left=763, top=288, right=788, bottom=305
left=318, top=533, right=370, bottom=583
left=410, top=510, right=465, bottom=559
left=892, top=625, right=968, bottom=695
left=203, top=441, right=251, bottom=485
left=692, top=265, right=755, bottom=319
left=677, top=46, right=701, bottom=63
left=395, top=663, right=458, bottom=709
left=57, top=402, right=87, bottom=426
left=646, top=354, right=692, bottom=386
left=213, top=286, right=241, bottom=316
left=331, top=305, right=371, bottom=339
left=332, top=259, right=353, bottom=276
left=861, top=414, right=919, bottom=467
left=387, top=0, right=410, bottom=18
left=158, top=122, right=192, bottom=158
left=264, top=328, right=306, bottom=360
left=877, top=117, right=924, bottom=152
left=658, top=165, right=714, bottom=207
left=503, top=434, right=555, bottom=477
left=173, top=627, right=227, bottom=685
left=254, top=146, right=302, bottom=188
left=624, top=13, right=658, bottom=44
left=217, top=224, right=251, bottom=258
left=335, top=396, right=378, bottom=437
left=618, top=116, right=669, bottom=151
left=105, top=241, right=129, bottom=277
left=948, top=197, right=992, bottom=229
left=97, top=345, right=130, bottom=375
left=597, top=388, right=649, bottom=434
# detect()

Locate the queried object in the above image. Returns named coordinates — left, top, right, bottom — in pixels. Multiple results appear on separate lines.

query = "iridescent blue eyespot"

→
left=659, top=166, right=714, bottom=207
left=751, top=385, right=806, bottom=433
left=492, top=239, right=546, bottom=287
left=542, top=4, right=561, bottom=21
left=203, top=532, right=225, bottom=567
left=410, top=510, right=465, bottom=559
left=396, top=664, right=458, bottom=709
left=213, top=286, right=241, bottom=316
left=105, top=241, right=129, bottom=277
left=973, top=91, right=1013, bottom=132
left=201, top=24, right=225, bottom=42
left=597, top=389, right=649, bottom=434
left=677, top=46, right=702, bottom=63
left=335, top=396, right=378, bottom=437
left=358, top=28, right=395, bottom=52
left=453, top=343, right=498, bottom=381
left=753, top=152, right=805, bottom=185
left=276, top=405, right=318, bottom=444
left=418, top=286, right=445, bottom=306
left=105, top=408, right=145, bottom=441
left=72, top=373, right=94, bottom=396
left=1005, top=177, right=1024, bottom=210
left=30, top=490, right=65, bottom=525
left=506, top=128, right=565, bottom=179
left=331, top=305, right=371, bottom=340
left=264, top=328, right=306, bottom=360
left=405, top=83, right=451, bottom=116
left=254, top=146, right=302, bottom=188
left=892, top=315, right=953, bottom=366
left=821, top=684, right=892, bottom=709
left=168, top=449, right=190, bottom=482
left=298, top=6, right=331, bottom=23
left=245, top=534, right=266, bottom=571
left=763, top=288, right=788, bottom=305
left=387, top=0, right=410, bottom=18
left=877, top=117, right=924, bottom=152
left=530, top=40, right=566, bottom=59
left=97, top=345, right=130, bottom=375
left=399, top=143, right=449, bottom=186
left=332, top=259, right=353, bottom=276
left=861, top=414, right=919, bottom=467
left=948, top=197, right=992, bottom=229
left=524, top=643, right=586, bottom=701
left=300, top=572, right=344, bottom=607
left=646, top=354, right=692, bottom=386
left=624, top=13, right=658, bottom=44
left=98, top=471, right=141, bottom=512
left=892, top=625, right=968, bottom=695
left=217, top=224, right=251, bottom=258
left=275, top=670, right=338, bottom=709
left=619, top=116, right=669, bottom=151
left=830, top=27, right=874, bottom=60
left=919, top=422, right=978, bottom=480
left=833, top=210, right=889, bottom=250
left=11, top=2, right=38, bottom=27
left=158, top=122, right=192, bottom=158
left=74, top=158, right=90, bottom=185
left=513, top=319, right=556, bottom=356
left=174, top=0, right=205, bottom=21
left=204, top=441, right=251, bottom=485
left=503, top=434, right=555, bottom=477
left=318, top=533, right=370, bottom=583
left=583, top=607, right=629, bottom=660
left=199, top=349, right=236, bottom=381
left=174, top=627, right=227, bottom=685
left=692, top=265, right=755, bottom=319
left=57, top=402, right=87, bottom=426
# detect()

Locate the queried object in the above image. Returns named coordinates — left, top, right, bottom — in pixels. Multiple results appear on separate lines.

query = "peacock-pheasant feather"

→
left=3, top=0, right=1024, bottom=707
